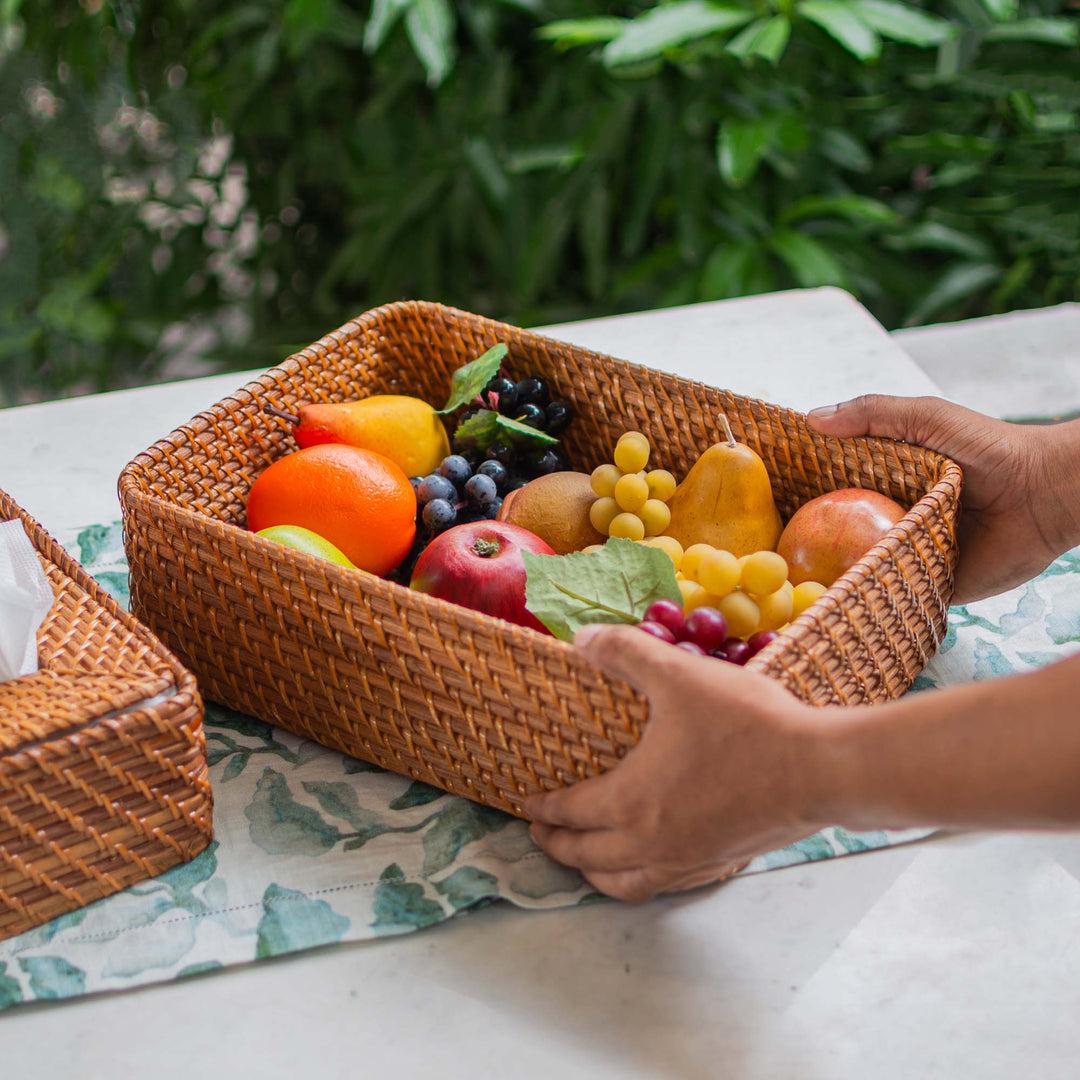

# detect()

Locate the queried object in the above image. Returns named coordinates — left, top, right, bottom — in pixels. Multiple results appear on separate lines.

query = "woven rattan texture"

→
left=119, top=301, right=961, bottom=817
left=0, top=490, right=213, bottom=942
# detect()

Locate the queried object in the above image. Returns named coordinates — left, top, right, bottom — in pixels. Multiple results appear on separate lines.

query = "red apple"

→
left=410, top=521, right=555, bottom=633
left=778, top=488, right=906, bottom=587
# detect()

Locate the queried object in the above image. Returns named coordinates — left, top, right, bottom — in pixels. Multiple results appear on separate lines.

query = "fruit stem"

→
left=473, top=537, right=503, bottom=558
left=264, top=402, right=301, bottom=426
left=718, top=413, right=736, bottom=448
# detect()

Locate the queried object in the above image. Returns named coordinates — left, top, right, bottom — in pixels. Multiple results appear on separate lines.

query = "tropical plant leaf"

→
left=799, top=0, right=882, bottom=60
left=726, top=16, right=792, bottom=63
left=603, top=1, right=754, bottom=67
left=850, top=0, right=954, bottom=46
left=769, top=229, right=848, bottom=287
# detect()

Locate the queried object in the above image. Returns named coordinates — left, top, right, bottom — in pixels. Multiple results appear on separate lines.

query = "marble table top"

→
left=5, top=289, right=1079, bottom=1080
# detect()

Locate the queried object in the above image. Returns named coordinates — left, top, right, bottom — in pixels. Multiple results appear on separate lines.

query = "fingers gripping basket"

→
left=119, top=301, right=961, bottom=817
left=0, top=491, right=212, bottom=942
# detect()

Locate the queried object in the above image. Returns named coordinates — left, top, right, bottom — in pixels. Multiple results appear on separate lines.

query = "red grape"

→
left=637, top=620, right=677, bottom=645
left=675, top=640, right=707, bottom=656
left=746, top=630, right=779, bottom=658
left=721, top=637, right=751, bottom=665
left=683, top=606, right=728, bottom=652
left=642, top=598, right=685, bottom=640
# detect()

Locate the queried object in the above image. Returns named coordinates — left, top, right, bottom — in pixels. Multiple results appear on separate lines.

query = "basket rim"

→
left=117, top=299, right=963, bottom=673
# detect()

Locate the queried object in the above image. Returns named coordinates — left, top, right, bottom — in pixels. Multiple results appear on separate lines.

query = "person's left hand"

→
left=524, top=623, right=830, bottom=902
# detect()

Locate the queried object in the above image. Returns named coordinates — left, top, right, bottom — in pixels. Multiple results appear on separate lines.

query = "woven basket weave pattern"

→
left=0, top=491, right=213, bottom=942
left=120, top=301, right=961, bottom=817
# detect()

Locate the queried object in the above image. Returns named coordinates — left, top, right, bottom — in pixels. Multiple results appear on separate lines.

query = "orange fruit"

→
left=246, top=444, right=416, bottom=575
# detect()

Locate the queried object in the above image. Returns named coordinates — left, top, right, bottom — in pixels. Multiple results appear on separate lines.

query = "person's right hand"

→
left=807, top=396, right=1080, bottom=604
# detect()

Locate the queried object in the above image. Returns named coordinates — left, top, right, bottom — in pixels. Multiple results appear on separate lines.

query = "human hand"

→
left=524, top=624, right=827, bottom=902
left=807, top=396, right=1080, bottom=604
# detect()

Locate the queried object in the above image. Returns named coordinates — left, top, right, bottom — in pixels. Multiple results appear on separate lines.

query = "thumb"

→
left=807, top=394, right=973, bottom=457
left=574, top=622, right=688, bottom=696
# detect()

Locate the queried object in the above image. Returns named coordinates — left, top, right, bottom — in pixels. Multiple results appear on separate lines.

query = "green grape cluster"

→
left=588, top=432, right=677, bottom=542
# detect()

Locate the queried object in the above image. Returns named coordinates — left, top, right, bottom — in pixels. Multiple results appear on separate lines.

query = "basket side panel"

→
left=0, top=698, right=212, bottom=942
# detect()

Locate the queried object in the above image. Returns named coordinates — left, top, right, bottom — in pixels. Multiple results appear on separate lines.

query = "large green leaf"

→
left=603, top=1, right=754, bottom=67
left=769, top=229, right=848, bottom=287
left=726, top=16, right=792, bottom=63
left=904, top=261, right=1003, bottom=326
left=405, top=0, right=457, bottom=86
left=717, top=116, right=773, bottom=187
left=798, top=0, right=881, bottom=60
left=850, top=0, right=954, bottom=46
left=984, top=18, right=1078, bottom=46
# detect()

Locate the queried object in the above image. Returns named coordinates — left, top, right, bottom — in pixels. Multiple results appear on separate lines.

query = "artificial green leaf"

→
left=523, top=538, right=682, bottom=641
left=495, top=413, right=558, bottom=445
left=798, top=0, right=881, bottom=60
left=405, top=0, right=457, bottom=86
left=903, top=261, right=1002, bottom=326
left=452, top=409, right=501, bottom=446
left=726, top=16, right=792, bottom=63
left=535, top=17, right=628, bottom=48
left=850, top=0, right=954, bottom=46
left=438, top=343, right=507, bottom=413
left=602, top=1, right=754, bottom=67
left=984, top=18, right=1078, bottom=46
left=769, top=229, right=848, bottom=287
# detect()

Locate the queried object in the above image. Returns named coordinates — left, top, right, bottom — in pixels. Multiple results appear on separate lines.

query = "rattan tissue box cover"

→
left=118, top=301, right=961, bottom=817
left=0, top=490, right=213, bottom=942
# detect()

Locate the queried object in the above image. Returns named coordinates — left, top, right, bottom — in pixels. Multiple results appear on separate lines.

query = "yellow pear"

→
left=664, top=416, right=782, bottom=557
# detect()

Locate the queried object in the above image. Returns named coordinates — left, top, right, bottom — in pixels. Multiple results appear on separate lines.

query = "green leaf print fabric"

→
left=1, top=522, right=1077, bottom=1009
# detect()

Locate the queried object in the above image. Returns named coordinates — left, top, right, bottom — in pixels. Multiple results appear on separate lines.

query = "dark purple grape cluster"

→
left=475, top=374, right=574, bottom=437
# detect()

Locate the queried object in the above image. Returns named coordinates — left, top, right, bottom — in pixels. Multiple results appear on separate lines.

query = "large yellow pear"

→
left=289, top=395, right=450, bottom=479
left=663, top=417, right=783, bottom=557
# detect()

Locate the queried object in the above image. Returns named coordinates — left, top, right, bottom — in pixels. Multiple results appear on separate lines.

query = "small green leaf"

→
left=717, top=117, right=772, bottom=188
left=494, top=414, right=558, bottom=446
left=438, top=343, right=507, bottom=413
left=603, top=1, right=754, bottom=67
left=405, top=0, right=457, bottom=86
left=769, top=230, right=847, bottom=287
left=850, top=0, right=954, bottom=46
left=523, top=539, right=682, bottom=641
left=903, top=262, right=1002, bottom=326
left=818, top=128, right=873, bottom=173
left=535, top=17, right=628, bottom=48
left=364, top=0, right=413, bottom=54
left=780, top=194, right=898, bottom=226
left=726, top=16, right=792, bottom=63
left=799, top=0, right=881, bottom=60
left=978, top=0, right=1018, bottom=22
left=984, top=18, right=1078, bottom=46
left=452, top=409, right=501, bottom=445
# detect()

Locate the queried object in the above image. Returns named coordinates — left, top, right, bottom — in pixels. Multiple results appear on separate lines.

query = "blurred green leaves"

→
left=0, top=0, right=1078, bottom=405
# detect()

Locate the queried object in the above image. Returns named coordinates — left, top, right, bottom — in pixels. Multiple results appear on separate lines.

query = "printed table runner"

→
left=2, top=522, right=1077, bottom=1009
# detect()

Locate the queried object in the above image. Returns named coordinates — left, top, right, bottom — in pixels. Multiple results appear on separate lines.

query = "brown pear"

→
left=664, top=416, right=782, bottom=556
left=497, top=471, right=606, bottom=554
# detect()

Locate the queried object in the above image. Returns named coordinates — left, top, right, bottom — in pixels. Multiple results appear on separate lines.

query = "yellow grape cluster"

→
left=639, top=537, right=827, bottom=639
left=587, top=431, right=677, bottom=543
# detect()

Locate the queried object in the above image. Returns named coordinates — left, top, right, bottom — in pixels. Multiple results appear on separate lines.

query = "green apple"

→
left=255, top=525, right=359, bottom=570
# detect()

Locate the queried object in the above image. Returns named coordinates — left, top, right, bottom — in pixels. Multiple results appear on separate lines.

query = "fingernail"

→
left=808, top=404, right=839, bottom=418
left=574, top=624, right=604, bottom=647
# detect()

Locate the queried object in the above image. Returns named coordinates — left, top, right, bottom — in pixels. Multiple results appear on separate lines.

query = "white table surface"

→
left=5, top=288, right=1080, bottom=1079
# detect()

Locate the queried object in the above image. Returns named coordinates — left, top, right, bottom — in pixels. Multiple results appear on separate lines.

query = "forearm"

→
left=811, top=651, right=1080, bottom=832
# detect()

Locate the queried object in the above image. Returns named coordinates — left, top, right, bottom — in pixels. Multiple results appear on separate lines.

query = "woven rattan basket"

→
left=0, top=491, right=213, bottom=942
left=119, top=301, right=961, bottom=817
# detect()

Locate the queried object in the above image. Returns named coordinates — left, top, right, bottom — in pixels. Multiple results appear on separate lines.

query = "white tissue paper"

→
left=0, top=518, right=54, bottom=683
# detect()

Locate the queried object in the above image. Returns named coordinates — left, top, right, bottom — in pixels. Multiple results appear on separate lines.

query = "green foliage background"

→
left=1, top=0, right=1077, bottom=404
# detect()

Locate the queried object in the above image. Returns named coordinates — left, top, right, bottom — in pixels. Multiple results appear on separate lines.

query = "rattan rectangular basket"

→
left=119, top=301, right=961, bottom=817
left=0, top=490, right=213, bottom=942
